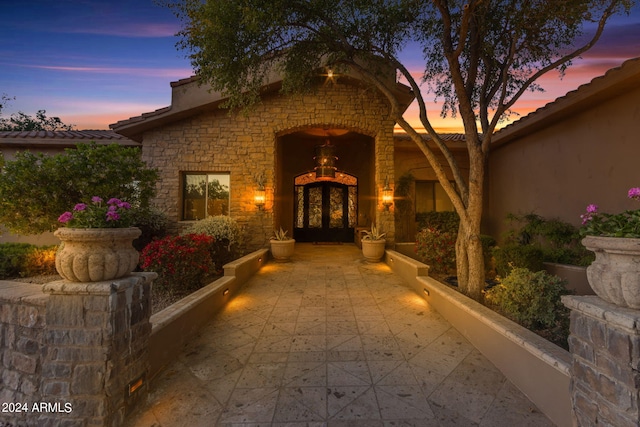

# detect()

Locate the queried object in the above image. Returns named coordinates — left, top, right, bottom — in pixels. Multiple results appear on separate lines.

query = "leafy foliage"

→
left=493, top=244, right=545, bottom=277
left=579, top=187, right=640, bottom=238
left=0, top=143, right=159, bottom=234
left=183, top=215, right=244, bottom=270
left=139, top=234, right=215, bottom=296
left=0, top=110, right=74, bottom=131
left=0, top=243, right=57, bottom=279
left=484, top=267, right=569, bottom=331
left=415, top=227, right=457, bottom=274
left=504, top=213, right=594, bottom=266
left=416, top=211, right=460, bottom=234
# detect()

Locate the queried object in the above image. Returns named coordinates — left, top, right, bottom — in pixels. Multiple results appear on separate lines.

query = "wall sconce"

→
left=254, top=184, right=266, bottom=210
left=382, top=178, right=393, bottom=211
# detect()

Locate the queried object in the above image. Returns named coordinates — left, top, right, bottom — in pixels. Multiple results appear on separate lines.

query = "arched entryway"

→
left=293, top=172, right=358, bottom=242
left=275, top=128, right=375, bottom=243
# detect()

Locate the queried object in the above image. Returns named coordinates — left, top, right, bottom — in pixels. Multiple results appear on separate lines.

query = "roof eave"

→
left=492, top=57, right=640, bottom=148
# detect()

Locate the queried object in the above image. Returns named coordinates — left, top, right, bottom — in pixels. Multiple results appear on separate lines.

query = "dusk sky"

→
left=1, top=1, right=639, bottom=133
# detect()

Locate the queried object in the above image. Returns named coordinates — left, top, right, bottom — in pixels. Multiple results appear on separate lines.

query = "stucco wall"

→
left=140, top=81, right=397, bottom=251
left=487, top=83, right=640, bottom=241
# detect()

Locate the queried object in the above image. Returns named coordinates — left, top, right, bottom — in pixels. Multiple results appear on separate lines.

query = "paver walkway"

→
left=126, top=243, right=555, bottom=426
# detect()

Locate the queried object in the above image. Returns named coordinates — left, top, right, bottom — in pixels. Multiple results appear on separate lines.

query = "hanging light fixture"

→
left=314, top=139, right=338, bottom=180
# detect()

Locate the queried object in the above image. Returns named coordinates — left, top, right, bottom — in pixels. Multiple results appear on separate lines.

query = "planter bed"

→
left=385, top=250, right=572, bottom=427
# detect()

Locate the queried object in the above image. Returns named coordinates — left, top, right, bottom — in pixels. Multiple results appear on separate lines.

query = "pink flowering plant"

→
left=57, top=196, right=135, bottom=228
left=580, top=187, right=640, bottom=238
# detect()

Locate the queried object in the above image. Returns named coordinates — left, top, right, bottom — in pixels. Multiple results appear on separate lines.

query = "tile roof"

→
left=493, top=56, right=640, bottom=145
left=0, top=130, right=139, bottom=147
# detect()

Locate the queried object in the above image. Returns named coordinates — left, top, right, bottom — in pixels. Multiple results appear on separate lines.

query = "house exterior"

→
left=110, top=69, right=468, bottom=252
left=487, top=56, right=640, bottom=241
left=1, top=57, right=637, bottom=251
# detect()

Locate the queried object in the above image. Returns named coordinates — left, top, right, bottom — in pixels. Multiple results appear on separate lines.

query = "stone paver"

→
left=126, top=243, right=555, bottom=426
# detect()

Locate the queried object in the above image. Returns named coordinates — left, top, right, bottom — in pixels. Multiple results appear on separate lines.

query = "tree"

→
left=0, top=143, right=159, bottom=234
left=169, top=0, right=633, bottom=299
left=0, top=110, right=74, bottom=131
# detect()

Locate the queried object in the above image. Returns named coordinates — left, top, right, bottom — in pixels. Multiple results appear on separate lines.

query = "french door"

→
left=294, top=182, right=356, bottom=242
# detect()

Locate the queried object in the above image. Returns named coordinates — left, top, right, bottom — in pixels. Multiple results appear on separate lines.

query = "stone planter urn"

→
left=54, top=227, right=142, bottom=282
left=270, top=239, right=295, bottom=262
left=582, top=235, right=640, bottom=308
left=361, top=239, right=386, bottom=262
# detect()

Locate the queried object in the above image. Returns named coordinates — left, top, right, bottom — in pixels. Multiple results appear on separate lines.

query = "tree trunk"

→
left=455, top=139, right=486, bottom=301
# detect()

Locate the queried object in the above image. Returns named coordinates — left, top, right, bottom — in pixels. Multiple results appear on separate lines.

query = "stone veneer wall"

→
left=563, top=295, right=640, bottom=427
left=0, top=273, right=154, bottom=427
left=140, top=81, right=396, bottom=251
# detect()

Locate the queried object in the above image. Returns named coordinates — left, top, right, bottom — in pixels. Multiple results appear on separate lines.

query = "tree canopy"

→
left=0, top=143, right=159, bottom=234
left=0, top=95, right=74, bottom=131
left=169, top=0, right=633, bottom=299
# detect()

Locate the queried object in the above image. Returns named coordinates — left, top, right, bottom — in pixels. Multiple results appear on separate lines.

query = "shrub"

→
left=0, top=243, right=57, bottom=279
left=139, top=234, right=215, bottom=296
left=132, top=208, right=171, bottom=252
left=504, top=213, right=594, bottom=266
left=484, top=267, right=569, bottom=330
left=416, top=211, right=459, bottom=233
left=415, top=227, right=457, bottom=274
left=493, top=244, right=544, bottom=277
left=183, top=215, right=244, bottom=271
left=0, top=143, right=158, bottom=234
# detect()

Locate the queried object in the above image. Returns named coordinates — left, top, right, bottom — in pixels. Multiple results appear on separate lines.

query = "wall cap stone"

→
left=562, top=295, right=640, bottom=334
left=43, top=272, right=158, bottom=296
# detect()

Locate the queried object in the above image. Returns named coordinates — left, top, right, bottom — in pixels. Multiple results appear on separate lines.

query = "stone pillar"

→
left=562, top=295, right=640, bottom=427
left=41, top=272, right=155, bottom=426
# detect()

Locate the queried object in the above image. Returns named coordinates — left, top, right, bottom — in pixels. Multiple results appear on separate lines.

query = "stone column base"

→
left=563, top=295, right=640, bottom=427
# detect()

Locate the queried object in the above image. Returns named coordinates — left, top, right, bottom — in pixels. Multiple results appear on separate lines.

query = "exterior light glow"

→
left=254, top=185, right=266, bottom=210
left=382, top=178, right=393, bottom=211
left=314, top=139, right=338, bottom=180
left=128, top=376, right=144, bottom=396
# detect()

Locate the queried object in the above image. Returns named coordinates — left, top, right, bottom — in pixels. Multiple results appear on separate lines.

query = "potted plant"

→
left=270, top=227, right=295, bottom=261
left=579, top=187, right=640, bottom=308
left=361, top=223, right=386, bottom=262
left=55, top=196, right=142, bottom=282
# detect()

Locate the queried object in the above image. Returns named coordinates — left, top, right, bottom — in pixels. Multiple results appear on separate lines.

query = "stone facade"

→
left=563, top=295, right=640, bottom=427
left=0, top=273, right=155, bottom=427
left=139, top=81, right=397, bottom=251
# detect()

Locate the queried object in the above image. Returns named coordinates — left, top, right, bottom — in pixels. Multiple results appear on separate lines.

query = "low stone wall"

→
left=0, top=273, right=155, bottom=427
left=148, top=248, right=268, bottom=380
left=384, top=250, right=573, bottom=427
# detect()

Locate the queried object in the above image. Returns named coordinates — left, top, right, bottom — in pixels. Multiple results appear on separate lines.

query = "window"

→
left=415, top=180, right=454, bottom=213
left=182, top=173, right=230, bottom=220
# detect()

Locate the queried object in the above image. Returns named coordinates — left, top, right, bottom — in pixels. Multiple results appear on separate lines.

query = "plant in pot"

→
left=270, top=227, right=295, bottom=262
left=55, top=196, right=141, bottom=282
left=361, top=223, right=386, bottom=262
left=579, top=187, right=640, bottom=308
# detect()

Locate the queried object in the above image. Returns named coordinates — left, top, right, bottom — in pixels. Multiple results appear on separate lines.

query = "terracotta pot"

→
left=582, top=236, right=640, bottom=308
left=54, top=227, right=142, bottom=282
left=270, top=239, right=295, bottom=262
left=361, top=239, right=386, bottom=262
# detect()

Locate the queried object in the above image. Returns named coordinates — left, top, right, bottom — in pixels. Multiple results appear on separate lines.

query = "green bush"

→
left=504, top=213, right=594, bottom=266
left=415, top=227, right=457, bottom=274
left=132, top=208, right=171, bottom=252
left=416, top=211, right=460, bottom=233
left=0, top=243, right=57, bottom=279
left=183, top=215, right=244, bottom=271
left=139, top=234, right=215, bottom=296
left=0, top=143, right=158, bottom=234
left=484, top=267, right=569, bottom=330
left=493, top=244, right=544, bottom=277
